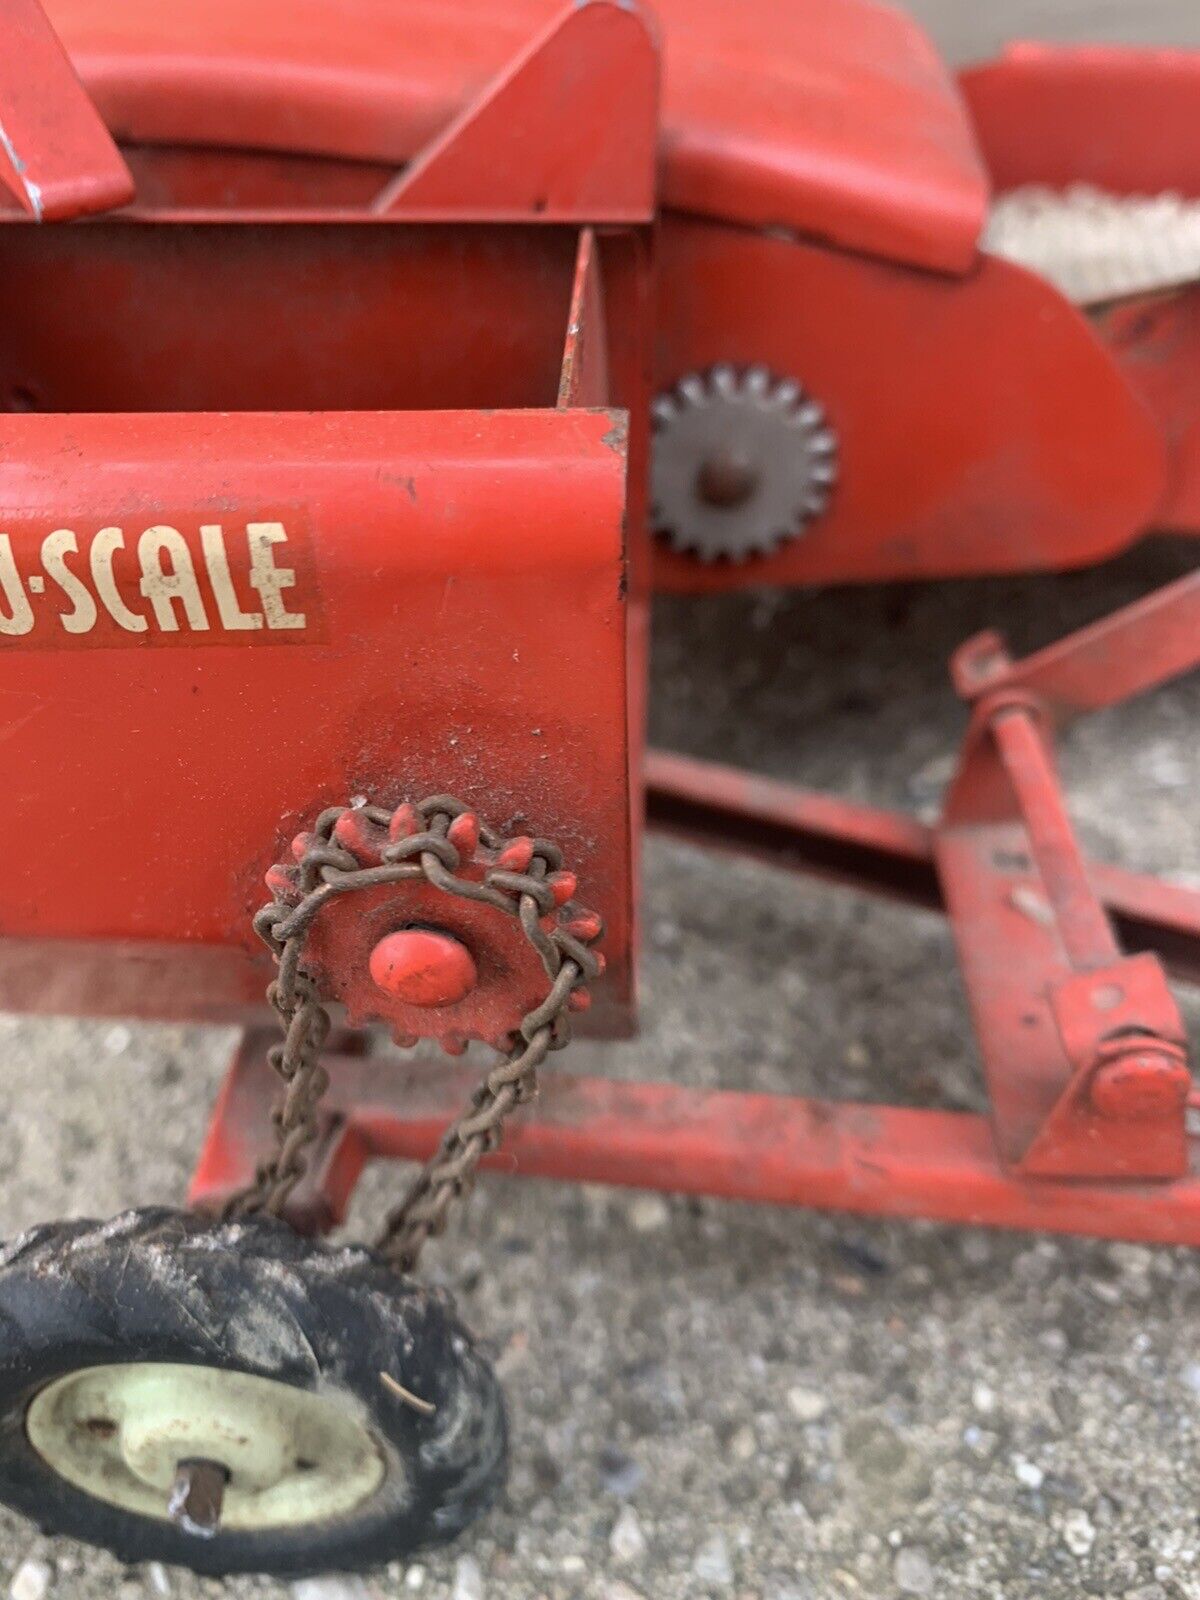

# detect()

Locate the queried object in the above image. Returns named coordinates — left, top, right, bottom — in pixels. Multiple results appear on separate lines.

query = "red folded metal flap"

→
left=0, top=0, right=133, bottom=219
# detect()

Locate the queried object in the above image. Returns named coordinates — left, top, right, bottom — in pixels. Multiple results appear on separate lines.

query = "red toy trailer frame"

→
left=0, top=0, right=1198, bottom=1249
left=1, top=0, right=1200, bottom=1575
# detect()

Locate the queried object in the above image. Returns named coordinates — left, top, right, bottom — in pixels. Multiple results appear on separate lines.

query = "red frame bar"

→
left=643, top=749, right=1200, bottom=986
left=952, top=568, right=1200, bottom=718
left=191, top=1034, right=1200, bottom=1247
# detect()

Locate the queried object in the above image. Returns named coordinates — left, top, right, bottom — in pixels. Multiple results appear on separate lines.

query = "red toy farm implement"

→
left=0, top=0, right=1196, bottom=1575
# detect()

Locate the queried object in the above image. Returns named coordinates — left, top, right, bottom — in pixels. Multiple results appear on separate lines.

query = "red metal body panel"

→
left=651, top=220, right=1165, bottom=591
left=1090, top=292, right=1200, bottom=534
left=0, top=223, right=583, bottom=412
left=16, top=0, right=1196, bottom=585
left=44, top=0, right=987, bottom=272
left=961, top=45, right=1200, bottom=198
left=0, top=408, right=635, bottom=1031
left=0, top=0, right=132, bottom=220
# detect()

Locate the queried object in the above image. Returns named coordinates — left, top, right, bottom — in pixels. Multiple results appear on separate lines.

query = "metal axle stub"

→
left=369, top=927, right=478, bottom=1009
left=169, top=1458, right=229, bottom=1538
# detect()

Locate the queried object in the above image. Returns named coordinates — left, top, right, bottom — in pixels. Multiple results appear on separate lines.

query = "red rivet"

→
left=565, top=909, right=603, bottom=942
left=369, top=928, right=477, bottom=1009
left=568, top=988, right=592, bottom=1012
left=388, top=803, right=421, bottom=842
left=495, top=836, right=534, bottom=873
left=290, top=831, right=316, bottom=862
left=439, top=1031, right=469, bottom=1057
left=333, top=810, right=384, bottom=865
left=447, top=812, right=480, bottom=860
left=547, top=870, right=578, bottom=907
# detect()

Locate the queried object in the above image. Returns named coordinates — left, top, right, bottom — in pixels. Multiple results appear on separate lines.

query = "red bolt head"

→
left=368, top=928, right=478, bottom=1009
left=1090, top=1050, right=1191, bottom=1120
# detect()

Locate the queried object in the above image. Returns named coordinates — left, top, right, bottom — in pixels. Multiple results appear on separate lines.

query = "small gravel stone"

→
left=404, top=1568, right=427, bottom=1592
left=693, top=1531, right=734, bottom=1586
left=291, top=1581, right=372, bottom=1600
left=600, top=1582, right=649, bottom=1600
left=610, top=1503, right=647, bottom=1563
left=893, top=1545, right=935, bottom=1595
left=763, top=1583, right=815, bottom=1600
left=971, top=1381, right=996, bottom=1413
left=730, top=1422, right=757, bottom=1460
left=1063, top=1508, right=1097, bottom=1556
left=626, top=1193, right=670, bottom=1232
left=8, top=1562, right=51, bottom=1600
left=1014, top=1457, right=1045, bottom=1489
left=147, top=1565, right=170, bottom=1597
left=908, top=750, right=956, bottom=801
left=599, top=1444, right=644, bottom=1497
left=786, top=1386, right=827, bottom=1423
left=452, top=1556, right=485, bottom=1600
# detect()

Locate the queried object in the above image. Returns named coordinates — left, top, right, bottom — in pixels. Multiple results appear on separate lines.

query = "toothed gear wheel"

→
left=650, top=365, right=838, bottom=562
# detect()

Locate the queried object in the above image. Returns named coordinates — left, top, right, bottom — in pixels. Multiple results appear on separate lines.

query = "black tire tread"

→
left=0, top=1208, right=506, bottom=1576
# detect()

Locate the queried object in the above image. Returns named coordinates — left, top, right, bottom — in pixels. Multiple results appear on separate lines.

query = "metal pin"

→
left=168, top=1458, right=229, bottom=1538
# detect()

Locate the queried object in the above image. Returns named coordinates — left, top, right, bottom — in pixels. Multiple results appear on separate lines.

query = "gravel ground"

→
left=4, top=7, right=1200, bottom=1600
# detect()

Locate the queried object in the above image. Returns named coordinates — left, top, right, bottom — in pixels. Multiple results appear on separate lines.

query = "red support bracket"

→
left=939, top=576, right=1200, bottom=1179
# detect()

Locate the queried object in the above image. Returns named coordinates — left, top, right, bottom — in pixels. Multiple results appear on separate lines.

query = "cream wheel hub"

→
left=27, top=1363, right=387, bottom=1530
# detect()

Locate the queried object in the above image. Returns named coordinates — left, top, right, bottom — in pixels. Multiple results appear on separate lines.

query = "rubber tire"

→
left=0, top=1207, right=507, bottom=1576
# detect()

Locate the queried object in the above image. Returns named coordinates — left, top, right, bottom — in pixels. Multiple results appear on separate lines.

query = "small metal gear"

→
left=650, top=364, right=838, bottom=562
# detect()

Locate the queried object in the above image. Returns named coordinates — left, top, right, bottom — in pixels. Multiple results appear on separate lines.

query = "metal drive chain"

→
left=226, top=794, right=604, bottom=1271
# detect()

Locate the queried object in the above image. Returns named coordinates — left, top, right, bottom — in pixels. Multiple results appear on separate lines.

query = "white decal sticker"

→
left=0, top=516, right=317, bottom=647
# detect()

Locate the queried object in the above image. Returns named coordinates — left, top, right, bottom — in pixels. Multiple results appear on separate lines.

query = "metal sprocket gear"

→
left=650, top=364, right=838, bottom=562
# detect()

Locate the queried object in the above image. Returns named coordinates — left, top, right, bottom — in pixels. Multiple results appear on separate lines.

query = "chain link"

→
left=226, top=795, right=604, bottom=1272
